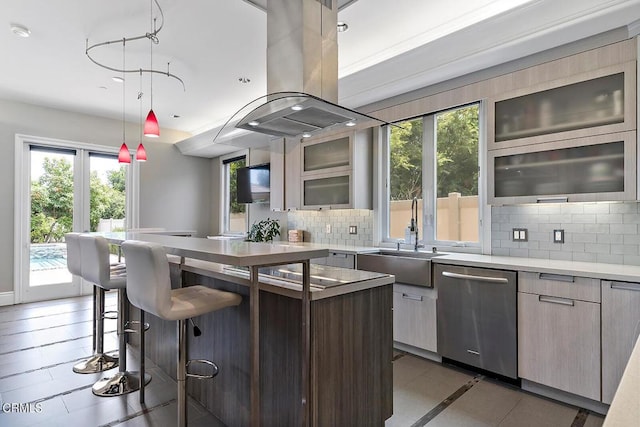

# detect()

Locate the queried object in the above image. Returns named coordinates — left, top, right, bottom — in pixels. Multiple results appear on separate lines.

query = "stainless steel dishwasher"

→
left=434, top=264, right=517, bottom=379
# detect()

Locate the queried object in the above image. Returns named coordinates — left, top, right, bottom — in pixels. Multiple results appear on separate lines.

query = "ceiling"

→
left=1, top=0, right=639, bottom=156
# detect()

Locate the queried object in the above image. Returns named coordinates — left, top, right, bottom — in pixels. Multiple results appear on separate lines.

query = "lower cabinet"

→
left=517, top=272, right=601, bottom=401
left=601, top=280, right=640, bottom=404
left=393, top=284, right=437, bottom=353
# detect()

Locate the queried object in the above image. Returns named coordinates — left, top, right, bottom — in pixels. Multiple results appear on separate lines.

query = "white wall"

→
left=0, top=98, right=210, bottom=295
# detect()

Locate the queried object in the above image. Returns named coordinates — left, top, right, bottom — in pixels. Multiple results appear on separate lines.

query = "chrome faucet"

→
left=410, top=197, right=421, bottom=251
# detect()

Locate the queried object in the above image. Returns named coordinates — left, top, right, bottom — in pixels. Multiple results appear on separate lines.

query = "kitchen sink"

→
left=356, top=250, right=443, bottom=287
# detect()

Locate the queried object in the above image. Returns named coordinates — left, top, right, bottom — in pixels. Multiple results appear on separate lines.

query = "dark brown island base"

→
left=128, top=259, right=394, bottom=427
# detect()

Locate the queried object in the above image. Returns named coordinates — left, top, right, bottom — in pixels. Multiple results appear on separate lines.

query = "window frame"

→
left=219, top=150, right=248, bottom=236
left=381, top=101, right=485, bottom=252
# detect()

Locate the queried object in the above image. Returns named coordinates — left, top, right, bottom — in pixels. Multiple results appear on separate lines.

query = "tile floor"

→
left=0, top=293, right=606, bottom=426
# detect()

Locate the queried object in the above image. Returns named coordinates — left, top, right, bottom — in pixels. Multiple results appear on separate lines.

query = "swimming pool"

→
left=30, top=243, right=67, bottom=271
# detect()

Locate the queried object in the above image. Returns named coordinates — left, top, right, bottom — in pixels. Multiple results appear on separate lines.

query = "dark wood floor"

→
left=0, top=292, right=224, bottom=427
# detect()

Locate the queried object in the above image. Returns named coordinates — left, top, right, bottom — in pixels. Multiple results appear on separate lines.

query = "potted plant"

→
left=247, top=218, right=281, bottom=242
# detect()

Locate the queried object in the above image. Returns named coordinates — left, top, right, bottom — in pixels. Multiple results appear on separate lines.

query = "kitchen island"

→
left=98, top=233, right=394, bottom=426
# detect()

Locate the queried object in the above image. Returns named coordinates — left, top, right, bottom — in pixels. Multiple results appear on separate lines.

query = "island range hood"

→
left=235, top=0, right=386, bottom=138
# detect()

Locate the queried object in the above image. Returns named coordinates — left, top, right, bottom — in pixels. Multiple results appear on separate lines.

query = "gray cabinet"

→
left=488, top=131, right=636, bottom=204
left=270, top=137, right=301, bottom=211
left=517, top=272, right=601, bottom=401
left=488, top=62, right=636, bottom=150
left=300, top=129, right=372, bottom=209
left=392, top=284, right=437, bottom=353
left=601, top=280, right=640, bottom=404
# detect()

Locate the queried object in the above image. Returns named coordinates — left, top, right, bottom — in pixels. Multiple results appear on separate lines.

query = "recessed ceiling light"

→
left=10, top=23, right=31, bottom=38
left=171, top=114, right=181, bottom=118
left=112, top=76, right=124, bottom=83
left=98, top=86, right=108, bottom=90
left=238, top=77, right=251, bottom=84
left=337, top=21, right=349, bottom=33
left=302, top=133, right=311, bottom=138
left=291, top=105, right=303, bottom=111
left=248, top=121, right=260, bottom=127
left=345, top=121, right=356, bottom=127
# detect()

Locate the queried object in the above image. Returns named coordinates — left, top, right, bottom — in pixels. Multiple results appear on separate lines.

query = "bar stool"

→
left=78, top=234, right=150, bottom=397
left=66, top=232, right=119, bottom=374
left=121, top=240, right=242, bottom=427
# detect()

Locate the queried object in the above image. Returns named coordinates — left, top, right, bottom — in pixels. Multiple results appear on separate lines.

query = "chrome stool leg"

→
left=73, top=287, right=118, bottom=374
left=92, top=289, right=151, bottom=397
left=177, top=318, right=187, bottom=427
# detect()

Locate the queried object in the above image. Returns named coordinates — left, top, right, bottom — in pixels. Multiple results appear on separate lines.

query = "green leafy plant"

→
left=247, top=218, right=281, bottom=242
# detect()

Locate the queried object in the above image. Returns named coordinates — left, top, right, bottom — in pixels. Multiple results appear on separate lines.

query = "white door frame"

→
left=14, top=134, right=140, bottom=303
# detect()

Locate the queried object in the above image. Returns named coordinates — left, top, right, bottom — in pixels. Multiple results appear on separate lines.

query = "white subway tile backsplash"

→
left=611, top=203, right=638, bottom=214
left=491, top=202, right=640, bottom=266
left=572, top=252, right=597, bottom=262
left=571, top=214, right=596, bottom=223
left=572, top=234, right=598, bottom=244
left=583, top=203, right=611, bottom=214
left=596, top=253, right=624, bottom=264
left=596, top=213, right=623, bottom=224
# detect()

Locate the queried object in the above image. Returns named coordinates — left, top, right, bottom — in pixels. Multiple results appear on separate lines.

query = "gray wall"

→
left=139, top=142, right=211, bottom=236
left=0, top=98, right=209, bottom=295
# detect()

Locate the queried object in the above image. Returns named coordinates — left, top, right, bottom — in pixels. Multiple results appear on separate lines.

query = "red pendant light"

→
left=118, top=143, right=131, bottom=164
left=136, top=143, right=147, bottom=162
left=144, top=109, right=159, bottom=137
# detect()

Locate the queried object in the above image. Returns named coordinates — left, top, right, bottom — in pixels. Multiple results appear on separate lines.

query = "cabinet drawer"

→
left=393, top=285, right=437, bottom=352
left=518, top=292, right=600, bottom=401
left=518, top=271, right=600, bottom=302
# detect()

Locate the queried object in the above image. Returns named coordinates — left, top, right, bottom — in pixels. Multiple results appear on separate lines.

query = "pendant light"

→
left=144, top=1, right=160, bottom=138
left=136, top=69, right=147, bottom=161
left=118, top=39, right=131, bottom=164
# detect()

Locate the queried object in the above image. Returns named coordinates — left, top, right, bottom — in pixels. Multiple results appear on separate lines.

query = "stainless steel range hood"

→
left=235, top=0, right=386, bottom=138
left=236, top=91, right=383, bottom=137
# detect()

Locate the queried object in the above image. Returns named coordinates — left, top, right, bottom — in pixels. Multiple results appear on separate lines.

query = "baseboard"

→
left=0, top=291, right=15, bottom=306
left=521, top=379, right=609, bottom=415
left=394, top=342, right=442, bottom=363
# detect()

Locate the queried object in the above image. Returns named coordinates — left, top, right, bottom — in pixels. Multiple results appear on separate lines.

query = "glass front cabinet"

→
left=300, top=129, right=373, bottom=209
left=487, top=61, right=637, bottom=204
left=488, top=131, right=636, bottom=205
left=487, top=62, right=636, bottom=150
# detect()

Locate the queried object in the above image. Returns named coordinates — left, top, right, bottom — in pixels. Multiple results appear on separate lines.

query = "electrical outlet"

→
left=348, top=225, right=357, bottom=235
left=553, top=229, right=565, bottom=243
left=325, top=224, right=331, bottom=234
left=512, top=228, right=528, bottom=242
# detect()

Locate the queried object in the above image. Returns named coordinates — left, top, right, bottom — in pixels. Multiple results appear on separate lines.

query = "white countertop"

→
left=279, top=242, right=380, bottom=255
left=603, top=337, right=640, bottom=426
left=432, top=252, right=640, bottom=282
left=97, top=232, right=329, bottom=266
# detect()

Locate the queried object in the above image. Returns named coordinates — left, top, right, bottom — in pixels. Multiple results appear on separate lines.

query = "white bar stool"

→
left=66, top=232, right=119, bottom=374
left=122, top=240, right=242, bottom=427
left=78, top=234, right=151, bottom=397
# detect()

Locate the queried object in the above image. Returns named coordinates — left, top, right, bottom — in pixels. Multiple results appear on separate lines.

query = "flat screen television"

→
left=237, top=163, right=270, bottom=203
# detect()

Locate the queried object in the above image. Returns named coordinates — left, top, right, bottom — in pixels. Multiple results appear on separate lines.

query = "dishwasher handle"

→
left=441, top=271, right=509, bottom=284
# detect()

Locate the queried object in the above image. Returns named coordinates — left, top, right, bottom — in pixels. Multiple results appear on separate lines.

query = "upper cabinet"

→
left=487, top=62, right=636, bottom=150
left=487, top=57, right=637, bottom=205
left=488, top=131, right=636, bottom=205
left=300, top=129, right=373, bottom=210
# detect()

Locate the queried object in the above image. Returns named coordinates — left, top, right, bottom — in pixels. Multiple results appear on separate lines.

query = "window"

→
left=222, top=154, right=247, bottom=234
left=385, top=103, right=481, bottom=248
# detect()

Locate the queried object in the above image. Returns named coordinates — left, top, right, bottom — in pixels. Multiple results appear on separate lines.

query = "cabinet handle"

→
left=610, top=281, right=640, bottom=292
left=467, top=350, right=480, bottom=356
left=536, top=197, right=568, bottom=203
left=538, top=273, right=575, bottom=283
left=538, top=295, right=574, bottom=306
left=331, top=253, right=348, bottom=258
left=402, top=293, right=423, bottom=301
left=442, top=271, right=508, bottom=283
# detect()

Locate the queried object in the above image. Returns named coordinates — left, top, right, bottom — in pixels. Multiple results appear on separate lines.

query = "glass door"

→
left=19, top=143, right=130, bottom=303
